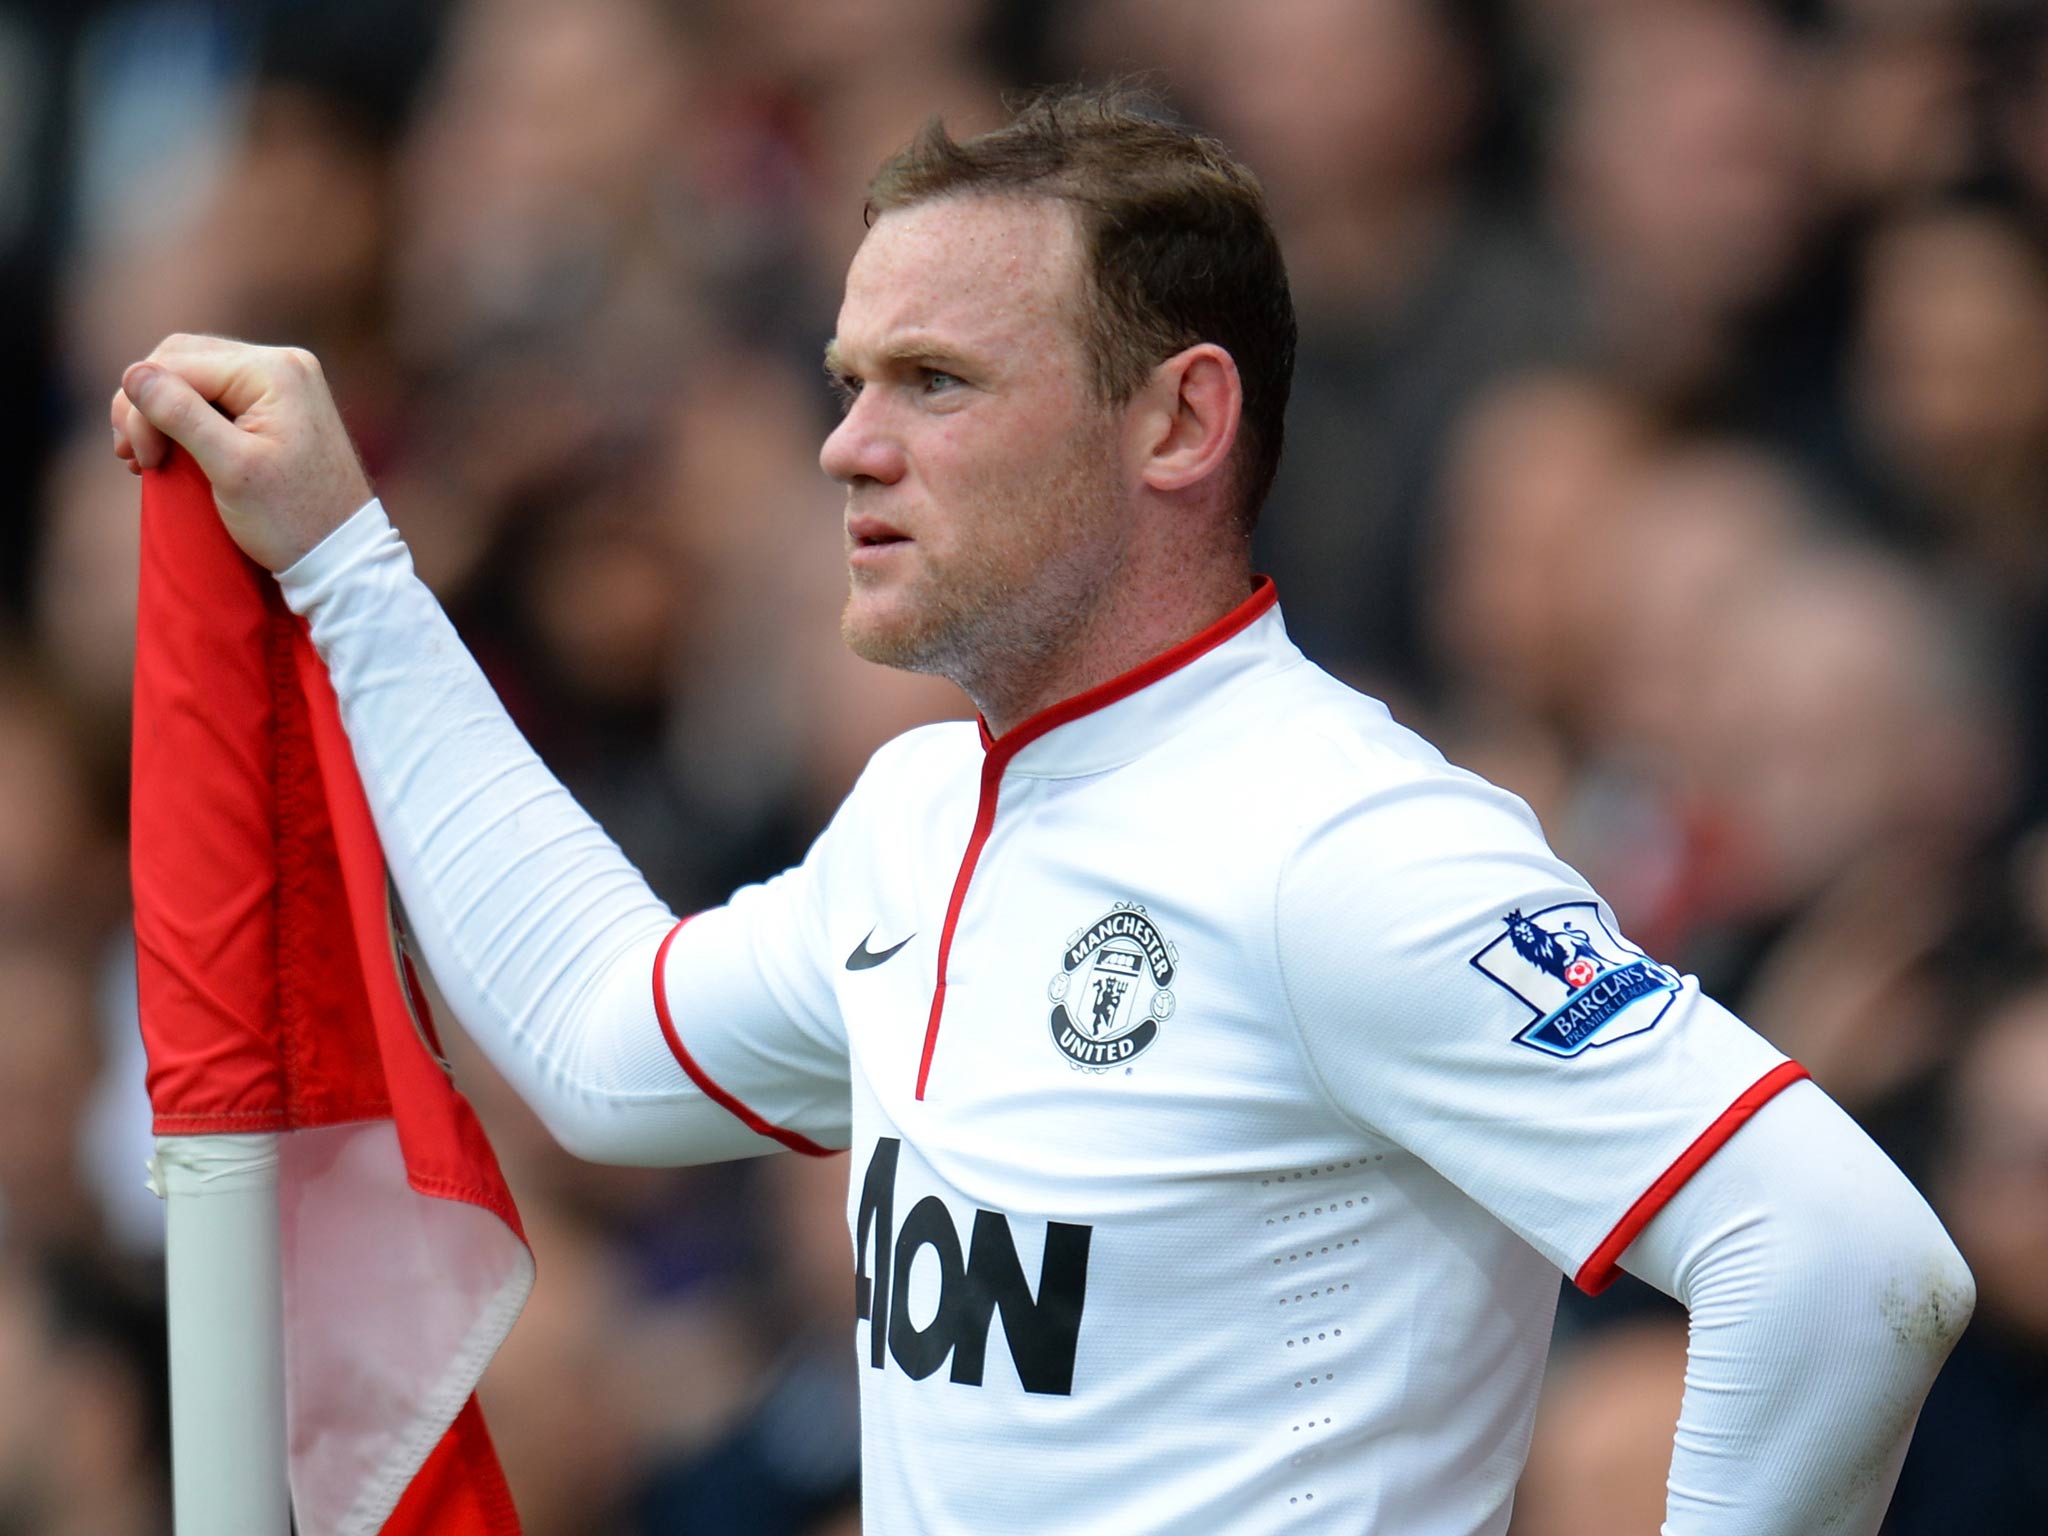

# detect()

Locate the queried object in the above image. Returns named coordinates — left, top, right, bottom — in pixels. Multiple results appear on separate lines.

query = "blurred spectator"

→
left=475, top=1205, right=639, bottom=1535
left=1851, top=200, right=2048, bottom=815
left=652, top=350, right=971, bottom=829
left=449, top=427, right=782, bottom=912
left=1992, top=6, right=2048, bottom=215
left=32, top=430, right=145, bottom=773
left=1548, top=0, right=1836, bottom=432
left=368, top=0, right=704, bottom=609
left=1855, top=202, right=2048, bottom=588
left=0, top=1248, right=169, bottom=1536
left=58, top=36, right=415, bottom=432
left=20, top=2, right=2048, bottom=1527
left=1198, top=0, right=1575, bottom=686
left=0, top=941, right=105, bottom=1254
left=1679, top=546, right=2014, bottom=1177
left=0, top=658, right=123, bottom=941
left=186, top=82, right=395, bottom=367
left=1687, top=547, right=2011, bottom=952
left=700, top=0, right=1005, bottom=305
left=1579, top=442, right=1813, bottom=771
left=394, top=0, right=698, bottom=376
left=629, top=1151, right=861, bottom=1535
left=1422, top=367, right=1656, bottom=823
left=2018, top=824, right=2048, bottom=956
left=1816, top=0, right=1981, bottom=213
left=1550, top=439, right=1814, bottom=956
left=0, top=7, right=61, bottom=621
left=1886, top=982, right=2048, bottom=1531
left=78, top=941, right=161, bottom=1261
left=1513, top=1317, right=1688, bottom=1536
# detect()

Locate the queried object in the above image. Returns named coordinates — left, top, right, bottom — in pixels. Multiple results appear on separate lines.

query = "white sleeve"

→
left=277, top=500, right=850, bottom=1165
left=1618, top=1078, right=1974, bottom=1535
left=1276, top=775, right=1794, bottom=1287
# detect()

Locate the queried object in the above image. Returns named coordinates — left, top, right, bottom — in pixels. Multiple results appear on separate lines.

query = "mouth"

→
left=847, top=514, right=911, bottom=554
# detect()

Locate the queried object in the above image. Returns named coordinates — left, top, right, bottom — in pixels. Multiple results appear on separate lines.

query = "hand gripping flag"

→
left=133, top=451, right=533, bottom=1534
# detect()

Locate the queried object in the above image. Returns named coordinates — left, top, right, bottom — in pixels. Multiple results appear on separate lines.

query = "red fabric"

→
left=133, top=451, right=526, bottom=1533
left=387, top=1399, right=523, bottom=1532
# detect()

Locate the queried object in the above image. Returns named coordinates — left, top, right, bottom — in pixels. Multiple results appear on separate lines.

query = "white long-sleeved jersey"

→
left=280, top=501, right=1970, bottom=1534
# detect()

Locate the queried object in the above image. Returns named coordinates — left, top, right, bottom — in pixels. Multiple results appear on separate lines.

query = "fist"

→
left=111, top=335, right=374, bottom=573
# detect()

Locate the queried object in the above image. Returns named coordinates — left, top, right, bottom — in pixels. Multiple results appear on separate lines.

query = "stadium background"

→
left=2, top=0, right=2046, bottom=1530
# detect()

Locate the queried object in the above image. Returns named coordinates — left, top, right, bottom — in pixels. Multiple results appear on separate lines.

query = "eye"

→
left=921, top=369, right=963, bottom=394
left=827, top=371, right=863, bottom=413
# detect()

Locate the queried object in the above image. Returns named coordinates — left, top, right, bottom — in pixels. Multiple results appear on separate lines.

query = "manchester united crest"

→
left=1047, top=902, right=1177, bottom=1071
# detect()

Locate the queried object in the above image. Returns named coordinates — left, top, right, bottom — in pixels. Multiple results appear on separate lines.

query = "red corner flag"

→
left=133, top=451, right=533, bottom=1534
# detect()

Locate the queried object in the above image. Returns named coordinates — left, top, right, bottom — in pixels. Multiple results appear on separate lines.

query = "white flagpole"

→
left=153, top=1132, right=291, bottom=1534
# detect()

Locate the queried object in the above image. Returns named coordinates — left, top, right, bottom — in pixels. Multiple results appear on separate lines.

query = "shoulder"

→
left=1189, top=657, right=1551, bottom=864
left=764, top=720, right=983, bottom=904
left=842, top=719, right=983, bottom=804
left=802, top=719, right=984, bottom=870
left=1256, top=675, right=1614, bottom=1027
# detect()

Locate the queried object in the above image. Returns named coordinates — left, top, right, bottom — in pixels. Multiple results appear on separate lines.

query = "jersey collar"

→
left=977, top=577, right=1293, bottom=780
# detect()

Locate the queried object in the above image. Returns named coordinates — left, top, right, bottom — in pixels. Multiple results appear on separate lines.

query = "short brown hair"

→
left=865, top=85, right=1297, bottom=529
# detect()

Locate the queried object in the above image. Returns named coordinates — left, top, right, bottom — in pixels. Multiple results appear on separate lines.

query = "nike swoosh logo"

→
left=846, top=928, right=916, bottom=971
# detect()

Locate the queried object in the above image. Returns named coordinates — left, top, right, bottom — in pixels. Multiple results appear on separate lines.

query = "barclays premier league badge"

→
left=1048, top=901, right=1176, bottom=1072
left=1470, top=902, right=1681, bottom=1058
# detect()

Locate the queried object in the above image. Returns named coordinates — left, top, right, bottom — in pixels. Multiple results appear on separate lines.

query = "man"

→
left=113, top=89, right=1970, bottom=1534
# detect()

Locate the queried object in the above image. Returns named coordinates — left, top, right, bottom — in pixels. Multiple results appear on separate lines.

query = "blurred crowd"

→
left=1, top=0, right=2045, bottom=1530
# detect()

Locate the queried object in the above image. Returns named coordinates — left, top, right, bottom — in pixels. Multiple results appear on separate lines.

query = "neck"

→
left=969, top=554, right=1257, bottom=739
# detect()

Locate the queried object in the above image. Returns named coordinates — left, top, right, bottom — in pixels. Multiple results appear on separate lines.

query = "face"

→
left=820, top=195, right=1129, bottom=688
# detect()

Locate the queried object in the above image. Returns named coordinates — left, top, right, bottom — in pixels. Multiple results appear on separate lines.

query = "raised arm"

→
left=114, top=335, right=831, bottom=1165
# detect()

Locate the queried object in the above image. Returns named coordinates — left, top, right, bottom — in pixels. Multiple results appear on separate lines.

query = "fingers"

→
left=110, top=388, right=140, bottom=474
left=144, top=332, right=311, bottom=422
left=113, top=333, right=328, bottom=474
left=112, top=333, right=371, bottom=571
left=110, top=384, right=160, bottom=473
left=122, top=361, right=244, bottom=479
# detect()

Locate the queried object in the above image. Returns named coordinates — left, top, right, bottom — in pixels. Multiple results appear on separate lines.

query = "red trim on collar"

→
left=653, top=916, right=835, bottom=1157
left=916, top=577, right=1276, bottom=1101
left=974, top=576, right=1278, bottom=758
left=1572, top=1060, right=1809, bottom=1294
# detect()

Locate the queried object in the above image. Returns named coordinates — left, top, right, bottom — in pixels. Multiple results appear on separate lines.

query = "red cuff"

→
left=652, top=917, right=835, bottom=1159
left=1572, top=1060, right=1811, bottom=1295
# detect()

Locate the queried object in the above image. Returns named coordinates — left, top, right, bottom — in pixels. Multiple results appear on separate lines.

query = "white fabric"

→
left=275, top=1120, right=535, bottom=1536
left=1619, top=1079, right=1974, bottom=1535
left=280, top=499, right=1965, bottom=1535
left=1272, top=777, right=1786, bottom=1279
left=279, top=503, right=773, bottom=1167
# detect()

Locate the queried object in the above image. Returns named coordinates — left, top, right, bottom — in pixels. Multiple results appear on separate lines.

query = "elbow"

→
left=538, top=1104, right=664, bottom=1167
left=1779, top=1176, right=1976, bottom=1380
left=530, top=1078, right=781, bottom=1167
left=536, top=1108, right=617, bottom=1165
left=1880, top=1225, right=1975, bottom=1369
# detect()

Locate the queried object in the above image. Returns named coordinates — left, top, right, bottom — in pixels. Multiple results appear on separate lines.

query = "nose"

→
left=820, top=392, right=907, bottom=487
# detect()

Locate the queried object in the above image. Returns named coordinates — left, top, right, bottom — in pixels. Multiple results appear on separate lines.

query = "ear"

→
left=1130, top=343, right=1243, bottom=496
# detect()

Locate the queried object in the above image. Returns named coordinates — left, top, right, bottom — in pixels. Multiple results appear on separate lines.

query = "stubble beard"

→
left=841, top=431, right=1126, bottom=709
